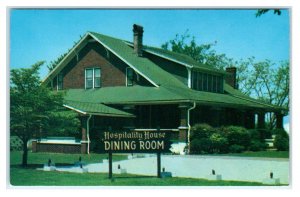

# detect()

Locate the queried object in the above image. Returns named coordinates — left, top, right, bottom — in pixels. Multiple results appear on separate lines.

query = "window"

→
left=94, top=68, right=101, bottom=88
left=126, top=67, right=134, bottom=86
left=57, top=73, right=63, bottom=90
left=85, top=68, right=101, bottom=89
left=192, top=71, right=223, bottom=93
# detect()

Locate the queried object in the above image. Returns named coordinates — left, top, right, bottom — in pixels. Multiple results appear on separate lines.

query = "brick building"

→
left=36, top=24, right=286, bottom=154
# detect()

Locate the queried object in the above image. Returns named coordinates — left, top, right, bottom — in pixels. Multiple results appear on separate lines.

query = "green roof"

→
left=43, top=30, right=282, bottom=112
left=89, top=32, right=187, bottom=89
left=63, top=100, right=135, bottom=117
left=64, top=86, right=280, bottom=111
left=143, top=45, right=227, bottom=75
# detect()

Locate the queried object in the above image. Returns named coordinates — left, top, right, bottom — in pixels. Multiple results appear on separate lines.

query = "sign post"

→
left=157, top=152, right=161, bottom=178
left=99, top=130, right=171, bottom=179
left=108, top=152, right=112, bottom=179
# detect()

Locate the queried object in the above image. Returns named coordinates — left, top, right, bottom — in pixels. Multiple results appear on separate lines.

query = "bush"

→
left=249, top=129, right=272, bottom=140
left=190, top=124, right=216, bottom=154
left=190, top=123, right=214, bottom=140
left=209, top=133, right=228, bottom=153
left=249, top=140, right=267, bottom=151
left=274, top=129, right=289, bottom=151
left=221, top=126, right=251, bottom=149
left=190, top=138, right=212, bottom=154
left=228, top=144, right=245, bottom=153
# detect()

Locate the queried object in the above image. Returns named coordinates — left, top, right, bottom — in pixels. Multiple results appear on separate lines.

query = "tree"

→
left=162, top=33, right=289, bottom=130
left=235, top=58, right=289, bottom=129
left=10, top=62, right=79, bottom=166
left=256, top=9, right=282, bottom=17
left=161, top=31, right=232, bottom=70
left=46, top=109, right=81, bottom=138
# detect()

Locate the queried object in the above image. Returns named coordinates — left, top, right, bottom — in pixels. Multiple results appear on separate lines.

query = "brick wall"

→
left=63, top=44, right=126, bottom=89
left=36, top=143, right=81, bottom=154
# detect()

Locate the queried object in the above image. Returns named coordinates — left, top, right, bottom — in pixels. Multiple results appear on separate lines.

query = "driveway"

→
left=55, top=154, right=289, bottom=184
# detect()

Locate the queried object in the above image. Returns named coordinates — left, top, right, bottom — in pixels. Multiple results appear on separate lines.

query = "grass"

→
left=9, top=151, right=288, bottom=186
left=213, top=151, right=289, bottom=158
left=10, top=167, right=269, bottom=186
left=10, top=151, right=127, bottom=166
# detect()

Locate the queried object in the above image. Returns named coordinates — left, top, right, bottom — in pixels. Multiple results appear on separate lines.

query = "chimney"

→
left=133, top=24, right=144, bottom=56
left=225, top=67, right=238, bottom=89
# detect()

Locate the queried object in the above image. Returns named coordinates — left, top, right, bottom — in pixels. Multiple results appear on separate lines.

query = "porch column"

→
left=237, top=110, right=246, bottom=127
left=81, top=116, right=88, bottom=154
left=257, top=111, right=266, bottom=129
left=275, top=112, right=284, bottom=129
left=123, top=105, right=135, bottom=129
left=211, top=107, right=222, bottom=127
left=245, top=111, right=255, bottom=129
left=178, top=104, right=189, bottom=143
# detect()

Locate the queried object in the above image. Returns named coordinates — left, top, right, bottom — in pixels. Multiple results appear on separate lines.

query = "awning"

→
left=63, top=100, right=135, bottom=118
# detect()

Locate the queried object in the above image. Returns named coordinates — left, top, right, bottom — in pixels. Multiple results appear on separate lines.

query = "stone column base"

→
left=81, top=141, right=88, bottom=154
left=178, top=127, right=188, bottom=143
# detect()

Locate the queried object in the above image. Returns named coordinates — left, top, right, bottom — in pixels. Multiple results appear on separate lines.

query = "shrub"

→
left=190, top=123, right=214, bottom=140
left=228, top=144, right=245, bottom=153
left=209, top=133, right=228, bottom=153
left=190, top=124, right=216, bottom=154
left=190, top=138, right=212, bottom=154
left=274, top=129, right=289, bottom=151
left=221, top=126, right=251, bottom=149
left=249, top=129, right=272, bottom=140
left=249, top=140, right=267, bottom=151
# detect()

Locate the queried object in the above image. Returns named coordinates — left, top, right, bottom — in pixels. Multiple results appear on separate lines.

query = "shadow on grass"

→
left=112, top=175, right=155, bottom=179
left=11, top=163, right=75, bottom=169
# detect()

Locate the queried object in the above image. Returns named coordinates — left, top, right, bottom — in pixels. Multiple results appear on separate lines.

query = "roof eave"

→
left=42, top=33, right=91, bottom=85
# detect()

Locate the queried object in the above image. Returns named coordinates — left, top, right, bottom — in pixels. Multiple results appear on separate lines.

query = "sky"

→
left=9, top=9, right=290, bottom=77
left=9, top=8, right=290, bottom=130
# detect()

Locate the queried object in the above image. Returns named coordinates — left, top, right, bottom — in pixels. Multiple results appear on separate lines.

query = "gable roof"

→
left=43, top=30, right=283, bottom=112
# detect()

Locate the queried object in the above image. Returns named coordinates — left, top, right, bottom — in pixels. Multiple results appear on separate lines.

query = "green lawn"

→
left=9, top=151, right=288, bottom=186
left=214, top=151, right=289, bottom=158
left=10, top=167, right=270, bottom=186
left=10, top=151, right=127, bottom=166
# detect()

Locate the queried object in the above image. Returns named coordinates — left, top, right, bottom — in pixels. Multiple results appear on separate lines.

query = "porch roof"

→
left=63, top=100, right=135, bottom=117
left=64, top=85, right=282, bottom=112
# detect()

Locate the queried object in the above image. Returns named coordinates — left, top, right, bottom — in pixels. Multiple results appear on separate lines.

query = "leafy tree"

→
left=46, top=109, right=81, bottom=138
left=162, top=32, right=289, bottom=130
left=10, top=62, right=80, bottom=166
left=235, top=58, right=289, bottom=129
left=161, top=31, right=232, bottom=70
left=256, top=9, right=282, bottom=17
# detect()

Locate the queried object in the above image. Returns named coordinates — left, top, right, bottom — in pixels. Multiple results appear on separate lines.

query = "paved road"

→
left=55, top=154, right=289, bottom=184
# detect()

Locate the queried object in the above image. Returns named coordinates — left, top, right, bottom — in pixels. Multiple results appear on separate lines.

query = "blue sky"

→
left=10, top=9, right=290, bottom=77
left=9, top=9, right=290, bottom=128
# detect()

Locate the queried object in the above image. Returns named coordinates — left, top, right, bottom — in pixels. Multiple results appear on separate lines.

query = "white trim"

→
left=178, top=126, right=189, bottom=129
left=85, top=67, right=101, bottom=89
left=133, top=128, right=179, bottom=132
left=187, top=102, right=196, bottom=154
left=39, top=141, right=81, bottom=145
left=88, top=33, right=159, bottom=88
left=63, top=104, right=87, bottom=115
left=187, top=68, right=192, bottom=88
left=144, top=48, right=193, bottom=69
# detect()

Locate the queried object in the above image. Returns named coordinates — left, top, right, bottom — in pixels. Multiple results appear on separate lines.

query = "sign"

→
left=99, top=131, right=171, bottom=153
